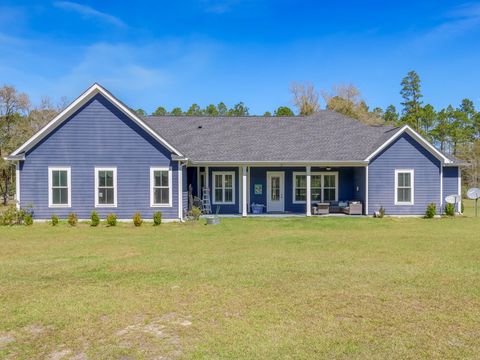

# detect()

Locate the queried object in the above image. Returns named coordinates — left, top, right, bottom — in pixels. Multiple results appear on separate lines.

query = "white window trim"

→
left=394, top=169, right=414, bottom=205
left=212, top=171, right=235, bottom=205
left=292, top=171, right=338, bottom=204
left=48, top=166, right=71, bottom=208
left=94, top=167, right=117, bottom=208
left=150, top=166, right=173, bottom=207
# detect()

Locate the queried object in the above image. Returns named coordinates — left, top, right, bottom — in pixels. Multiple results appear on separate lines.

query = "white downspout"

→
left=458, top=167, right=462, bottom=213
left=440, top=165, right=443, bottom=212
left=16, top=161, right=20, bottom=210
left=365, top=165, right=369, bottom=215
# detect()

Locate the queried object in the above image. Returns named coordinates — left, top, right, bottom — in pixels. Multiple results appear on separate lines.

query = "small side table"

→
left=316, top=203, right=330, bottom=215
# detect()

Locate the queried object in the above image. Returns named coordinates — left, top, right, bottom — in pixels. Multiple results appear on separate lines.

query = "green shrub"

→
left=90, top=211, right=100, bottom=227
left=425, top=203, right=436, bottom=218
left=0, top=205, right=24, bottom=225
left=461, top=201, right=464, bottom=214
left=153, top=211, right=162, bottom=226
left=189, top=206, right=202, bottom=220
left=68, top=213, right=78, bottom=226
left=106, top=213, right=117, bottom=226
left=445, top=203, right=455, bottom=216
left=24, top=214, right=33, bottom=226
left=51, top=214, right=59, bottom=226
left=133, top=212, right=142, bottom=227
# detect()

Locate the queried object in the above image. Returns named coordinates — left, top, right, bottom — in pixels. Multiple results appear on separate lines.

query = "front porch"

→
left=186, top=165, right=368, bottom=216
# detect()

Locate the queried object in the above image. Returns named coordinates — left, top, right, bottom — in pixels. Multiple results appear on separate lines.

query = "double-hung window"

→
left=323, top=174, right=337, bottom=202
left=150, top=167, right=172, bottom=207
left=395, top=169, right=414, bottom=205
left=311, top=175, right=322, bottom=202
left=293, top=172, right=338, bottom=203
left=48, top=167, right=71, bottom=207
left=212, top=171, right=235, bottom=204
left=95, top=167, right=117, bottom=207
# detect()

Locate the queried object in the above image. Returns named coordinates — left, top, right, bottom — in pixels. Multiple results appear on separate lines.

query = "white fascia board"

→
left=4, top=154, right=25, bottom=161
left=9, top=83, right=183, bottom=158
left=364, top=125, right=451, bottom=164
left=189, top=161, right=368, bottom=167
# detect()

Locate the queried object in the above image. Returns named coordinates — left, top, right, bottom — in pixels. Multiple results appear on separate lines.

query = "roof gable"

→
left=364, top=125, right=451, bottom=164
left=7, top=83, right=182, bottom=159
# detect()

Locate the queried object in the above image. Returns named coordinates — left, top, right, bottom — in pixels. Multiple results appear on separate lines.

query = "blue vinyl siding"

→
left=20, top=94, right=180, bottom=220
left=443, top=166, right=460, bottom=212
left=443, top=167, right=459, bottom=200
left=368, top=133, right=441, bottom=215
left=353, top=167, right=366, bottom=214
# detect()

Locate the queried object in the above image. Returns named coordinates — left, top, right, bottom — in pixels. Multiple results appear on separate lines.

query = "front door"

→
left=267, top=172, right=284, bottom=212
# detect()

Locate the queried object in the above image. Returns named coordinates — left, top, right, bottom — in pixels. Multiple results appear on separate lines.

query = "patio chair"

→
left=341, top=202, right=363, bottom=215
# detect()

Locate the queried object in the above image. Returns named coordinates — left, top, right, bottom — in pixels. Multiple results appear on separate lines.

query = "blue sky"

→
left=1, top=1, right=480, bottom=114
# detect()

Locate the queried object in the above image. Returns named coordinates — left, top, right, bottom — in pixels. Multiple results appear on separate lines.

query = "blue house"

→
left=6, top=84, right=463, bottom=220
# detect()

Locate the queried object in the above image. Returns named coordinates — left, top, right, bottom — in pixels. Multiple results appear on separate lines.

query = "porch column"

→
left=178, top=162, right=183, bottom=221
left=205, top=166, right=209, bottom=192
left=242, top=166, right=248, bottom=217
left=306, top=166, right=311, bottom=216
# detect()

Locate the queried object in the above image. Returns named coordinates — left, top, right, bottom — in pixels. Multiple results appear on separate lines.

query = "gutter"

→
left=187, top=160, right=369, bottom=167
left=4, top=154, right=25, bottom=161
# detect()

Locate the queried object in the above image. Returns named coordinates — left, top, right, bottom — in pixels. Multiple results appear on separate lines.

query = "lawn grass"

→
left=0, top=202, right=479, bottom=359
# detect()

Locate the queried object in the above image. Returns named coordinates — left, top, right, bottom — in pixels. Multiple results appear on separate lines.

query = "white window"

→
left=395, top=169, right=414, bottom=205
left=48, top=167, right=71, bottom=207
left=293, top=172, right=338, bottom=203
left=150, top=167, right=172, bottom=207
left=95, top=167, right=117, bottom=207
left=212, top=171, right=235, bottom=204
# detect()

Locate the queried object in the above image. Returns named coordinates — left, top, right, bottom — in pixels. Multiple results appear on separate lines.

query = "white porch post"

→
left=242, top=165, right=248, bottom=217
left=205, top=166, right=209, bottom=192
left=178, top=162, right=183, bottom=221
left=365, top=165, right=369, bottom=215
left=306, top=166, right=311, bottom=216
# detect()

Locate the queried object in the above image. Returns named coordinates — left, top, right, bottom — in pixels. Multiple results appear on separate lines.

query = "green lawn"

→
left=1, top=203, right=479, bottom=359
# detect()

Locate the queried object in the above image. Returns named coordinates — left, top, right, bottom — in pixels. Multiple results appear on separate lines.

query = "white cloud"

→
left=421, top=2, right=480, bottom=41
left=53, top=1, right=126, bottom=27
left=0, top=25, right=223, bottom=111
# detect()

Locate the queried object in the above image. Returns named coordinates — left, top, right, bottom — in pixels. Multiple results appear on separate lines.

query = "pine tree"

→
left=400, top=71, right=423, bottom=131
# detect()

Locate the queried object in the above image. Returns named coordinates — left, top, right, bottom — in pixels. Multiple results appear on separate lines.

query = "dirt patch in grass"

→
left=115, top=313, right=191, bottom=359
left=0, top=333, right=15, bottom=348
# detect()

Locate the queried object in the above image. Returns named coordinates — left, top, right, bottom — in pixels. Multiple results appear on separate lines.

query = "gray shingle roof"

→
left=142, top=111, right=402, bottom=163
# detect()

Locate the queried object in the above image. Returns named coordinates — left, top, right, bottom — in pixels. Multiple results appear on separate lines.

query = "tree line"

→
left=135, top=102, right=295, bottom=117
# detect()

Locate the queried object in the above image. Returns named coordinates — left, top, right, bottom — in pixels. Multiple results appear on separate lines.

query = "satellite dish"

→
left=466, top=188, right=480, bottom=200
left=467, top=188, right=480, bottom=217
left=445, top=195, right=460, bottom=204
